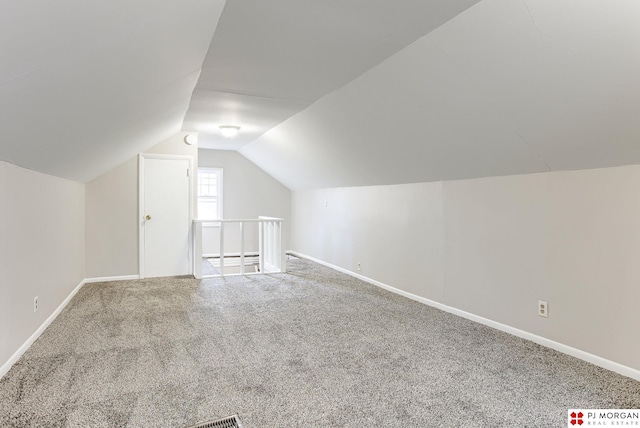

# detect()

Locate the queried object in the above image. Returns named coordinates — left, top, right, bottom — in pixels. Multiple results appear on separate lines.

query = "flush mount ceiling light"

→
left=219, top=125, right=241, bottom=139
left=183, top=133, right=198, bottom=145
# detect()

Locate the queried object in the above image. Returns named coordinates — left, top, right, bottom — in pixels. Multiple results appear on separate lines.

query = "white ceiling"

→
left=184, top=0, right=481, bottom=150
left=2, top=0, right=639, bottom=190
left=0, top=0, right=225, bottom=182
left=239, top=0, right=640, bottom=189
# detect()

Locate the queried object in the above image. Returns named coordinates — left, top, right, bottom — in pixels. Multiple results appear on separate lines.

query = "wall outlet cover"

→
left=538, top=300, right=548, bottom=318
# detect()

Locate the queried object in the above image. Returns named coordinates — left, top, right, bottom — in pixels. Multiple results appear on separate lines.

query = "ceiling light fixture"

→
left=183, top=133, right=198, bottom=145
left=219, top=125, right=241, bottom=139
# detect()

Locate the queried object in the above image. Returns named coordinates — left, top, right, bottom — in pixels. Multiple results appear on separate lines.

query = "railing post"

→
left=265, top=221, right=270, bottom=271
left=278, top=221, right=284, bottom=273
left=270, top=221, right=275, bottom=270
left=266, top=221, right=272, bottom=271
left=259, top=220, right=264, bottom=273
left=239, top=221, right=245, bottom=275
left=193, top=221, right=202, bottom=279
left=219, top=221, right=224, bottom=277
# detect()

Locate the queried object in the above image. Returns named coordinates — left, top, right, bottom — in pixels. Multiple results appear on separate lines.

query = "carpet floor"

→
left=202, top=258, right=219, bottom=276
left=1, top=258, right=638, bottom=427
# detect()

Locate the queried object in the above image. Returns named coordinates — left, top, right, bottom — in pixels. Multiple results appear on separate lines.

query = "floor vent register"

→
left=187, top=414, right=243, bottom=428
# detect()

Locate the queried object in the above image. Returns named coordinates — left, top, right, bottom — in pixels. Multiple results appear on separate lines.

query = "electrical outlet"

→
left=357, top=262, right=361, bottom=271
left=538, top=300, right=548, bottom=318
left=323, top=198, right=328, bottom=207
left=34, top=296, right=38, bottom=313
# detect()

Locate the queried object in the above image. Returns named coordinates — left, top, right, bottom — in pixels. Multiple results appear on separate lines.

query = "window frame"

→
left=197, top=167, right=223, bottom=227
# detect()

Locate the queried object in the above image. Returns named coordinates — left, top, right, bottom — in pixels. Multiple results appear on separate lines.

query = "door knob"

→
left=146, top=215, right=152, bottom=220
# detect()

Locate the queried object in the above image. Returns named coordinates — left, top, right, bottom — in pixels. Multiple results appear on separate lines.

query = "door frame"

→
left=138, top=153, right=194, bottom=279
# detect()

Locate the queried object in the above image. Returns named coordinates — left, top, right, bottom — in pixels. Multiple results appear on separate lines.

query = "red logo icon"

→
left=570, top=411, right=584, bottom=425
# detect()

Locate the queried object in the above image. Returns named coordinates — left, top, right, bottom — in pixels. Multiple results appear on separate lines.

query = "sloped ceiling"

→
left=237, top=0, right=640, bottom=190
left=2, top=1, right=638, bottom=189
left=0, top=0, right=225, bottom=182
left=184, top=0, right=481, bottom=150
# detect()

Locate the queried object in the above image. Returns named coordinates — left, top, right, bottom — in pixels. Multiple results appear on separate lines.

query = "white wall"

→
left=85, top=158, right=138, bottom=277
left=198, top=149, right=291, bottom=255
left=291, top=165, right=640, bottom=373
left=85, top=133, right=197, bottom=278
left=0, top=164, right=7, bottom=372
left=443, top=173, right=549, bottom=332
left=547, top=167, right=640, bottom=366
left=292, top=182, right=444, bottom=299
left=0, top=161, right=85, bottom=372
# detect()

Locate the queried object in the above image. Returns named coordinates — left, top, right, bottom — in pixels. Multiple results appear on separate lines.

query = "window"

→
left=197, top=168, right=223, bottom=226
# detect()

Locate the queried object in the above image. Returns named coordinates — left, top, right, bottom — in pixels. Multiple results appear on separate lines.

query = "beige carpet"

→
left=1, top=258, right=638, bottom=427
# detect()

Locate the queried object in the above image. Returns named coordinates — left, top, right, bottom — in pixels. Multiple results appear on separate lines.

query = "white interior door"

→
left=141, top=156, right=191, bottom=278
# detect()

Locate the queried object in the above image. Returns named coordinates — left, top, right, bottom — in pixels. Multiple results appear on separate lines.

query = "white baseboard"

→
left=0, top=279, right=86, bottom=380
left=1, top=274, right=142, bottom=380
left=288, top=251, right=640, bottom=382
left=84, top=274, right=139, bottom=283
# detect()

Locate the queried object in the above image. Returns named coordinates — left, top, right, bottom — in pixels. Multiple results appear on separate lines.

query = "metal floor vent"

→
left=187, top=415, right=243, bottom=428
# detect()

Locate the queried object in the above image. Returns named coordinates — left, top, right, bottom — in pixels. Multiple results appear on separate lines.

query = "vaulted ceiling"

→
left=0, top=0, right=225, bottom=182
left=184, top=0, right=481, bottom=150
left=236, top=0, right=640, bottom=189
left=1, top=1, right=639, bottom=189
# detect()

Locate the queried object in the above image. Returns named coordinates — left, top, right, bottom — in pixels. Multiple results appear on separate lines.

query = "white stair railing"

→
left=259, top=216, right=284, bottom=274
left=193, top=217, right=285, bottom=279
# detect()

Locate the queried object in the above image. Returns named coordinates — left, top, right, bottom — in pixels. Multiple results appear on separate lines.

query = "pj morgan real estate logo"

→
left=568, top=409, right=640, bottom=426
